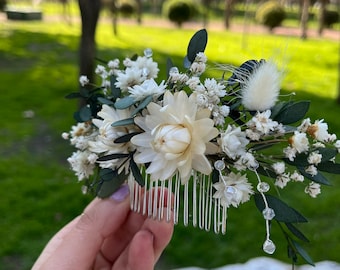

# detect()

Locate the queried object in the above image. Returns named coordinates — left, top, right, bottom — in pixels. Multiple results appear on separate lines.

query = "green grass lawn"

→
left=0, top=7, right=339, bottom=270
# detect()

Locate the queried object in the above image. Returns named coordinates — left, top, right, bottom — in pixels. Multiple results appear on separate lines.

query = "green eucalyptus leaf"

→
left=270, top=101, right=287, bottom=119
left=166, top=58, right=174, bottom=78
left=186, top=29, right=208, bottom=63
left=317, top=148, right=337, bottom=162
left=111, top=118, right=135, bottom=127
left=131, top=95, right=153, bottom=116
left=114, top=96, right=136, bottom=109
left=79, top=87, right=90, bottom=98
left=254, top=194, right=308, bottom=223
left=273, top=101, right=310, bottom=124
left=284, top=153, right=309, bottom=167
left=78, top=106, right=92, bottom=122
left=183, top=56, right=191, bottom=69
left=97, top=153, right=130, bottom=161
left=65, top=92, right=82, bottom=99
left=130, top=159, right=145, bottom=187
left=97, top=97, right=115, bottom=105
left=317, top=161, right=340, bottom=174
left=287, top=245, right=298, bottom=264
left=99, top=168, right=116, bottom=181
left=212, top=168, right=220, bottom=184
left=292, top=240, right=315, bottom=266
left=298, top=167, right=331, bottom=185
left=110, top=75, right=121, bottom=100
left=256, top=165, right=277, bottom=179
left=285, top=223, right=310, bottom=242
left=97, top=169, right=128, bottom=198
left=114, top=132, right=141, bottom=143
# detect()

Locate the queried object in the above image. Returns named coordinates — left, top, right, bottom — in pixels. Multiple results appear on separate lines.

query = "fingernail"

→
left=110, top=184, right=129, bottom=202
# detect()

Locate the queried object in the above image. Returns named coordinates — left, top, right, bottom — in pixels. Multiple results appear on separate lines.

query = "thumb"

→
left=34, top=184, right=131, bottom=270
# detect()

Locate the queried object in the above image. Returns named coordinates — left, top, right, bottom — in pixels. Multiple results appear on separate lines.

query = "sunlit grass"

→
left=0, top=10, right=339, bottom=270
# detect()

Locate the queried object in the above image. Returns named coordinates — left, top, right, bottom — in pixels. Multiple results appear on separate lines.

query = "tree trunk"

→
left=78, top=0, right=101, bottom=106
left=300, top=0, right=310, bottom=39
left=317, top=0, right=327, bottom=36
left=224, top=0, right=234, bottom=29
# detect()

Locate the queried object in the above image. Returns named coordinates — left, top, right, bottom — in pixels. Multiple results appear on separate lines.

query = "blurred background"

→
left=0, top=0, right=339, bottom=269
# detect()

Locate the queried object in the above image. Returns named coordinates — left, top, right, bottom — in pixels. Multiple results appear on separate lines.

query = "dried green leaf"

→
left=97, top=169, right=128, bottom=198
left=110, top=75, right=121, bottom=100
left=298, top=167, right=331, bottom=185
left=65, top=92, right=82, bottom=99
left=273, top=101, right=310, bottom=124
left=186, top=29, right=208, bottom=63
left=97, top=97, right=114, bottom=105
left=317, top=161, right=340, bottom=174
left=285, top=223, right=310, bottom=242
left=131, top=95, right=153, bottom=116
left=254, top=194, right=308, bottom=223
left=114, top=132, right=141, bottom=143
left=111, top=118, right=135, bottom=127
left=78, top=106, right=92, bottom=122
left=130, top=159, right=145, bottom=187
left=292, top=240, right=315, bottom=266
left=114, top=96, right=136, bottom=109
left=97, top=153, right=130, bottom=161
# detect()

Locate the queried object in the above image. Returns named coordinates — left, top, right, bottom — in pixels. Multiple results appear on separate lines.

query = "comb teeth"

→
left=128, top=171, right=228, bottom=234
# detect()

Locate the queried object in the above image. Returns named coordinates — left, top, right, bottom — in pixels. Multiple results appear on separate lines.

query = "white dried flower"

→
left=305, top=182, right=321, bottom=198
left=219, top=125, right=249, bottom=159
left=289, top=131, right=309, bottom=153
left=307, top=152, right=322, bottom=165
left=272, top=162, right=285, bottom=175
left=79, top=75, right=89, bottom=87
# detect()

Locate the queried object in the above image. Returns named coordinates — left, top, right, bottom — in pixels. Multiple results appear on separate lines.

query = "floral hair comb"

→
left=63, top=29, right=340, bottom=265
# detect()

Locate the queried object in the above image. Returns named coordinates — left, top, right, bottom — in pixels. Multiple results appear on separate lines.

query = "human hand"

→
left=32, top=184, right=174, bottom=270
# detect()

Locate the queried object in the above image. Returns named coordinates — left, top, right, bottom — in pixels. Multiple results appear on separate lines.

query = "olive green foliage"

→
left=162, top=0, right=196, bottom=27
left=255, top=1, right=286, bottom=30
left=119, top=0, right=136, bottom=17
left=321, top=9, right=340, bottom=28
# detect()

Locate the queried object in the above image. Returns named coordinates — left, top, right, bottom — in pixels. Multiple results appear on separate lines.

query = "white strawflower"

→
left=219, top=125, right=249, bottom=159
left=272, top=162, right=285, bottom=175
left=283, top=146, right=297, bottom=161
left=115, top=67, right=144, bottom=91
left=240, top=61, right=281, bottom=111
left=128, top=79, right=167, bottom=101
left=88, top=105, right=138, bottom=171
left=79, top=75, right=89, bottom=87
left=131, top=90, right=219, bottom=183
left=307, top=151, right=322, bottom=165
left=195, top=52, right=207, bottom=63
left=307, top=119, right=329, bottom=142
left=305, top=165, right=318, bottom=176
left=298, top=118, right=311, bottom=132
left=289, top=131, right=309, bottom=153
left=190, top=62, right=206, bottom=75
left=247, top=110, right=279, bottom=135
left=213, top=172, right=254, bottom=208
left=305, top=182, right=321, bottom=198
left=291, top=171, right=304, bottom=182
left=275, top=173, right=290, bottom=188
left=67, top=150, right=95, bottom=181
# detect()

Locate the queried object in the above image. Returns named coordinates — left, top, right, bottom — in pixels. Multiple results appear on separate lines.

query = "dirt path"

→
left=1, top=11, right=339, bottom=41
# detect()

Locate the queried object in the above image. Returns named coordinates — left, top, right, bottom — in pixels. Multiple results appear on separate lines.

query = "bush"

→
left=119, top=0, right=136, bottom=17
left=162, top=0, right=196, bottom=27
left=0, top=0, right=7, bottom=11
left=255, top=1, right=286, bottom=31
left=321, top=10, right=339, bottom=28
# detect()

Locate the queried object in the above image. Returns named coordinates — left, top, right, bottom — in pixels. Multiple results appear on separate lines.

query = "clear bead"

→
left=144, top=48, right=153, bottom=58
left=169, top=67, right=179, bottom=75
left=142, top=68, right=149, bottom=77
left=257, top=182, right=270, bottom=193
left=262, top=207, right=275, bottom=220
left=214, top=160, right=225, bottom=171
left=263, top=239, right=276, bottom=254
left=224, top=186, right=236, bottom=197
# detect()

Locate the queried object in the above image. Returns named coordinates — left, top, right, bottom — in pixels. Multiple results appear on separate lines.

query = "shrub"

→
left=0, top=0, right=7, bottom=11
left=255, top=1, right=286, bottom=31
left=119, top=0, right=136, bottom=17
left=321, top=10, right=339, bottom=28
left=162, top=0, right=196, bottom=27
